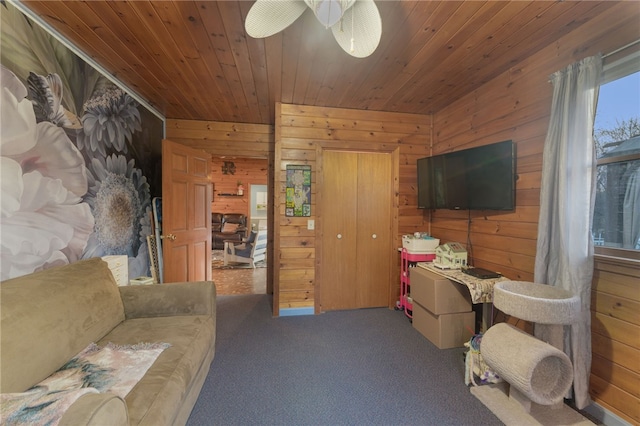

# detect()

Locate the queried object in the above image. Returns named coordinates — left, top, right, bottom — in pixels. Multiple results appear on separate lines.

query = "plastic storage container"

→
left=402, top=235, right=440, bottom=254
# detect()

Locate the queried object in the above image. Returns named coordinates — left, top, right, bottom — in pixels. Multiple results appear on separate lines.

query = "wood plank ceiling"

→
left=19, top=0, right=620, bottom=125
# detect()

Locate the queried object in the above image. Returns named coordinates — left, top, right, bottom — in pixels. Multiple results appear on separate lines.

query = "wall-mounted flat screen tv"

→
left=417, top=140, right=516, bottom=210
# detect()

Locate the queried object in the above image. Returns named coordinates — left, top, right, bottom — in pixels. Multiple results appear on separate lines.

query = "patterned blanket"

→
left=1, top=342, right=169, bottom=426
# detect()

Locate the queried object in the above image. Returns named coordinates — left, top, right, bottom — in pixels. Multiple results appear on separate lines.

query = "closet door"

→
left=321, top=150, right=392, bottom=311
left=356, top=152, right=392, bottom=308
left=321, top=151, right=358, bottom=311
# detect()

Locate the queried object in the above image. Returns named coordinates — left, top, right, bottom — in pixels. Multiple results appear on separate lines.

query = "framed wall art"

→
left=285, top=165, right=311, bottom=217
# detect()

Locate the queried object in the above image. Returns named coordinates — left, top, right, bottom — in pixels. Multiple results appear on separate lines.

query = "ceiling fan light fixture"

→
left=314, top=0, right=344, bottom=27
left=247, top=0, right=380, bottom=59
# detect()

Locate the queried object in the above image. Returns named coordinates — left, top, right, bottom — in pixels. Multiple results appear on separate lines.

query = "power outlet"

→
left=307, top=219, right=315, bottom=230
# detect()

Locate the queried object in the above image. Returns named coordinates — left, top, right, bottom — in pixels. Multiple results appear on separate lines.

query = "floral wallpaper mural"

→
left=0, top=2, right=164, bottom=281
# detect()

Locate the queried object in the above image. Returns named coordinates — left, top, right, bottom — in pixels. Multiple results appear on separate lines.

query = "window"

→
left=592, top=49, right=640, bottom=260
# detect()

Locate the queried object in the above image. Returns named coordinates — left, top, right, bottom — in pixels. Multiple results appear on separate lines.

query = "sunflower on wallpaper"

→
left=0, top=2, right=162, bottom=281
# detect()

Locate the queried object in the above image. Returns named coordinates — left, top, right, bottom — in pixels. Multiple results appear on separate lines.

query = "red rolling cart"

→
left=398, top=249, right=433, bottom=319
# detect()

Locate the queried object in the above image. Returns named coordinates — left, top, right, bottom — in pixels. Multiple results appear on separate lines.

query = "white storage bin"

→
left=402, top=235, right=440, bottom=254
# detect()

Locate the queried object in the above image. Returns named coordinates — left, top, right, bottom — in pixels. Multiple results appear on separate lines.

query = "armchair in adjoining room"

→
left=212, top=212, right=224, bottom=233
left=223, top=229, right=267, bottom=268
left=212, top=213, right=248, bottom=249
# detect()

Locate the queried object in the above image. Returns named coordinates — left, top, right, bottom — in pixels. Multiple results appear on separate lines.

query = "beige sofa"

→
left=0, top=258, right=216, bottom=425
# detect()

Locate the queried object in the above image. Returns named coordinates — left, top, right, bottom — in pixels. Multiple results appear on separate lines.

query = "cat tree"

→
left=470, top=281, right=595, bottom=425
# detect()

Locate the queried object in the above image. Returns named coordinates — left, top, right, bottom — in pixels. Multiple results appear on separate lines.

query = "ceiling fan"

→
left=245, top=0, right=382, bottom=58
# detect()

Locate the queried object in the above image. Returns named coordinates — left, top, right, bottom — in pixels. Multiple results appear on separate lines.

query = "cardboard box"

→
left=412, top=303, right=475, bottom=349
left=409, top=267, right=471, bottom=314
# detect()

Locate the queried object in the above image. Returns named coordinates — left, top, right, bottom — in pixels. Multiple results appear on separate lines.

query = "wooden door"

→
left=356, top=152, right=392, bottom=307
left=321, top=150, right=392, bottom=310
left=321, top=151, right=358, bottom=310
left=162, top=140, right=212, bottom=283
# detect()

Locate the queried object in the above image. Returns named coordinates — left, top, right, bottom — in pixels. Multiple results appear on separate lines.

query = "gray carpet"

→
left=187, top=294, right=502, bottom=426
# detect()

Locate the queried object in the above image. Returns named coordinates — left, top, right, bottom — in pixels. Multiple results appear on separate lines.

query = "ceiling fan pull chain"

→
left=350, top=5, right=355, bottom=53
left=325, top=0, right=332, bottom=29
left=338, top=0, right=345, bottom=33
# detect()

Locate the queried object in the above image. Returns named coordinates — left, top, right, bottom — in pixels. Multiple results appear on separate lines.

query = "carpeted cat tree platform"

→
left=470, top=281, right=595, bottom=426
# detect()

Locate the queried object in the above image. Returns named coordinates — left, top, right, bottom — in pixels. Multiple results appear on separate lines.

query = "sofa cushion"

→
left=97, top=314, right=215, bottom=425
left=60, top=393, right=129, bottom=426
left=221, top=222, right=239, bottom=233
left=0, top=258, right=125, bottom=393
left=119, top=281, right=215, bottom=319
left=222, top=213, right=246, bottom=226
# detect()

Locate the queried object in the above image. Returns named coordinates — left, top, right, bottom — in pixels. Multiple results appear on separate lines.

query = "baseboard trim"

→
left=279, top=307, right=314, bottom=317
left=582, top=401, right=631, bottom=426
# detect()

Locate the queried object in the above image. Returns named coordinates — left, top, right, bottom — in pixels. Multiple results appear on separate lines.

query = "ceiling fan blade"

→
left=331, top=0, right=381, bottom=58
left=245, top=0, right=308, bottom=39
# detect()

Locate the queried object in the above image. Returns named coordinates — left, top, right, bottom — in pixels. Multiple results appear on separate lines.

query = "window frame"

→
left=593, top=46, right=640, bottom=262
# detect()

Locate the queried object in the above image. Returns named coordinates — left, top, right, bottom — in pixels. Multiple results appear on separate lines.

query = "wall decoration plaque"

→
left=285, top=165, right=311, bottom=217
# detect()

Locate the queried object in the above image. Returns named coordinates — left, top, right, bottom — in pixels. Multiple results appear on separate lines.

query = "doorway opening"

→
left=210, top=157, right=269, bottom=296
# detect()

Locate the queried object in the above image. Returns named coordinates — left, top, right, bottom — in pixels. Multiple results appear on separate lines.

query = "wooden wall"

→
left=591, top=258, right=640, bottom=424
left=210, top=157, right=268, bottom=216
left=166, top=119, right=273, bottom=158
left=274, top=103, right=431, bottom=315
left=432, top=3, right=640, bottom=423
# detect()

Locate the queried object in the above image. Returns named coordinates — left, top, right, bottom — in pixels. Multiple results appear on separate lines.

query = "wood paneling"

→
left=209, top=158, right=268, bottom=217
left=432, top=2, right=639, bottom=277
left=19, top=1, right=625, bottom=124
left=166, top=119, right=273, bottom=158
left=433, top=4, right=640, bottom=422
left=592, top=258, right=640, bottom=425
left=274, top=103, right=430, bottom=315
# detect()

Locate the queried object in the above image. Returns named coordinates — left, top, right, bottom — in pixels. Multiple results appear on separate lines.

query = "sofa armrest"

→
left=119, top=281, right=216, bottom=319
left=59, top=393, right=128, bottom=426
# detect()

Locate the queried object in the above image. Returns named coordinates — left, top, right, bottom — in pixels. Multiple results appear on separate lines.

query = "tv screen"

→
left=417, top=140, right=516, bottom=210
left=418, top=156, right=444, bottom=209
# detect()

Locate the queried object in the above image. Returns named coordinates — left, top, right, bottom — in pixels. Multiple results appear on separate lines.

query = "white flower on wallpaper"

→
left=82, top=154, right=151, bottom=278
left=0, top=67, right=94, bottom=280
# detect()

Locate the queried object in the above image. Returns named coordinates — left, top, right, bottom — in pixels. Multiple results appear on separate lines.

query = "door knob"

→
left=337, top=234, right=342, bottom=239
left=161, top=233, right=177, bottom=241
left=372, top=234, right=377, bottom=239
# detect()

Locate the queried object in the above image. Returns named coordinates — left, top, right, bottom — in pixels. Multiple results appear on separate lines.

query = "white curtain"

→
left=534, top=54, right=602, bottom=410
left=623, top=165, right=640, bottom=249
